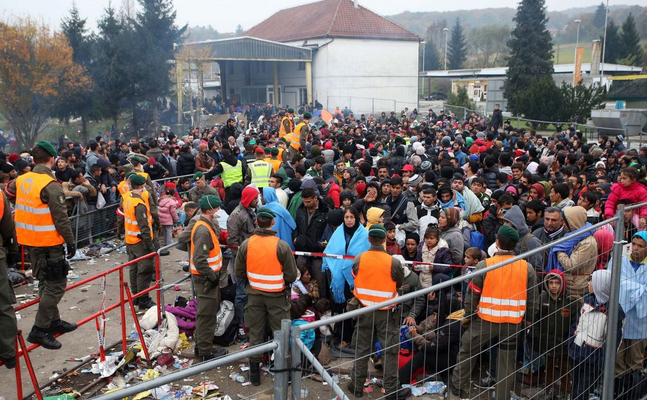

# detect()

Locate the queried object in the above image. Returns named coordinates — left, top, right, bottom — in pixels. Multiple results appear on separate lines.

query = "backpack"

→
left=520, top=233, right=534, bottom=254
left=470, top=230, right=486, bottom=251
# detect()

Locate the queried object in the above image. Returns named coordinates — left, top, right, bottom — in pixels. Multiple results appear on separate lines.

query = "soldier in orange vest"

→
left=348, top=224, right=410, bottom=400
left=188, top=195, right=225, bottom=362
left=118, top=174, right=157, bottom=311
left=7, top=141, right=77, bottom=350
left=450, top=225, right=539, bottom=400
left=234, top=207, right=297, bottom=386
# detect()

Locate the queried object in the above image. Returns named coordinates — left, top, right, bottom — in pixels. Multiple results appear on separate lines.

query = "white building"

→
left=187, top=0, right=421, bottom=115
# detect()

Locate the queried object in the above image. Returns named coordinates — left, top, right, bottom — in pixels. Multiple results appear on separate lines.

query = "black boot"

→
left=347, top=382, right=363, bottom=398
left=0, top=355, right=16, bottom=369
left=138, top=298, right=156, bottom=311
left=250, top=362, right=261, bottom=386
left=27, top=326, right=62, bottom=350
left=49, top=320, right=78, bottom=335
left=159, top=250, right=170, bottom=256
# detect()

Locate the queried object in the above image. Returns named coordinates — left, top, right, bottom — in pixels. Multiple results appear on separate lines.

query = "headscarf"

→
left=343, top=209, right=361, bottom=238
left=530, top=183, right=545, bottom=201
left=262, top=187, right=296, bottom=250
left=591, top=269, right=611, bottom=304
left=441, top=207, right=460, bottom=230
left=594, top=230, right=614, bottom=270
left=339, top=190, right=355, bottom=205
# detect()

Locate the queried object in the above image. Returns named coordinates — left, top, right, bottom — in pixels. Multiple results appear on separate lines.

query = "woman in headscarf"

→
left=341, top=167, right=357, bottom=196
left=339, top=190, right=355, bottom=209
left=366, top=206, right=385, bottom=227
left=321, top=207, right=370, bottom=344
left=438, top=207, right=464, bottom=265
left=402, top=232, right=421, bottom=262
left=262, top=187, right=297, bottom=250
left=528, top=183, right=546, bottom=204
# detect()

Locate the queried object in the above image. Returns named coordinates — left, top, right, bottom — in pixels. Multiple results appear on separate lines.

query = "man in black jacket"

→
left=218, top=118, right=237, bottom=143
left=489, top=104, right=503, bottom=131
left=293, top=187, right=329, bottom=299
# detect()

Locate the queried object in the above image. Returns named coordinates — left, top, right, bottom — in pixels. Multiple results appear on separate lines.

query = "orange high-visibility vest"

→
left=118, top=180, right=130, bottom=196
left=136, top=171, right=149, bottom=182
left=122, top=192, right=153, bottom=245
left=353, top=250, right=398, bottom=310
left=476, top=254, right=528, bottom=324
left=189, top=220, right=223, bottom=275
left=279, top=116, right=294, bottom=139
left=246, top=235, right=285, bottom=292
left=265, top=158, right=282, bottom=173
left=0, top=191, right=4, bottom=220
left=15, top=172, right=66, bottom=247
left=285, top=122, right=305, bottom=151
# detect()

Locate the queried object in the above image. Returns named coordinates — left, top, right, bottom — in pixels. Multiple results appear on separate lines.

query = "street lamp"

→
left=600, top=0, right=609, bottom=86
left=573, top=19, right=581, bottom=85
left=443, top=27, right=449, bottom=70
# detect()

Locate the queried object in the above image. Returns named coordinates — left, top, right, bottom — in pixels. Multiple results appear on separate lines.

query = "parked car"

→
left=425, top=92, right=447, bottom=101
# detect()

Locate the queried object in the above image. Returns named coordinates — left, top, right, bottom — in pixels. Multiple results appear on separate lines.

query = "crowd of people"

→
left=0, top=104, right=645, bottom=400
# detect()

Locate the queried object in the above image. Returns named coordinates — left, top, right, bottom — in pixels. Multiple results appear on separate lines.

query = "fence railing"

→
left=84, top=202, right=647, bottom=400
left=326, top=95, right=420, bottom=117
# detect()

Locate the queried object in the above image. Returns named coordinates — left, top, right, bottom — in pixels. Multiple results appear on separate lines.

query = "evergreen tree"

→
left=620, top=13, right=644, bottom=66
left=593, top=2, right=607, bottom=31
left=58, top=3, right=94, bottom=142
left=235, top=24, right=244, bottom=37
left=420, top=40, right=441, bottom=71
left=504, top=0, right=553, bottom=115
left=134, top=0, right=186, bottom=133
left=601, top=20, right=622, bottom=64
left=447, top=18, right=467, bottom=69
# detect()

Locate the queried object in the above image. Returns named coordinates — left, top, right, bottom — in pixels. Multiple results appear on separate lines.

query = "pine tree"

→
left=421, top=40, right=441, bottom=71
left=593, top=2, right=607, bottom=31
left=134, top=0, right=186, bottom=133
left=620, top=13, right=644, bottom=66
left=601, top=20, right=622, bottom=64
left=447, top=18, right=467, bottom=69
left=504, top=0, right=553, bottom=115
left=235, top=24, right=244, bottom=37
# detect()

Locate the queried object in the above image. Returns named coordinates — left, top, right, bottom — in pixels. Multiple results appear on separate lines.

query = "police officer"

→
left=0, top=190, right=18, bottom=367
left=347, top=224, right=410, bottom=400
left=450, top=225, right=539, bottom=400
left=119, top=173, right=157, bottom=310
left=9, top=141, right=77, bottom=350
left=246, top=148, right=272, bottom=188
left=189, top=195, right=224, bottom=361
left=234, top=207, right=297, bottom=386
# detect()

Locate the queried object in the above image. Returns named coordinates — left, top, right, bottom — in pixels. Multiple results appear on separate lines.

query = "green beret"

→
left=130, top=174, right=146, bottom=186
left=131, top=156, right=147, bottom=165
left=368, top=224, right=387, bottom=238
left=270, top=147, right=279, bottom=155
left=257, top=206, right=275, bottom=219
left=36, top=141, right=57, bottom=157
left=193, top=171, right=204, bottom=182
left=125, top=171, right=136, bottom=180
left=249, top=139, right=256, bottom=145
left=199, top=194, right=221, bottom=210
left=287, top=108, right=295, bottom=114
left=498, top=225, right=520, bottom=242
left=263, top=147, right=271, bottom=153
left=303, top=112, right=312, bottom=119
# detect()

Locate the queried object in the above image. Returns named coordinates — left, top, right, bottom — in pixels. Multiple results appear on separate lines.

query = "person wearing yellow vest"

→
left=246, top=148, right=272, bottom=188
left=348, top=224, right=410, bottom=400
left=285, top=112, right=311, bottom=159
left=119, top=173, right=157, bottom=311
left=206, top=148, right=246, bottom=203
left=278, top=108, right=295, bottom=139
left=0, top=190, right=19, bottom=368
left=450, top=225, right=539, bottom=400
left=8, top=141, right=77, bottom=350
left=189, top=195, right=225, bottom=362
left=234, top=207, right=297, bottom=386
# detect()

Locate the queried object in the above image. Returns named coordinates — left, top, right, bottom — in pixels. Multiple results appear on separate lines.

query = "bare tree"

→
left=468, top=25, right=510, bottom=68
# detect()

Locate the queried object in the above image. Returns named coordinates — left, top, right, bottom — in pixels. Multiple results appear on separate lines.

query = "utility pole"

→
left=573, top=19, right=581, bottom=85
left=443, top=28, right=449, bottom=70
left=600, top=0, right=609, bottom=86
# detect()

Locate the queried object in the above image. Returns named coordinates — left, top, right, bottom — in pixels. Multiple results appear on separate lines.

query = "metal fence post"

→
left=290, top=326, right=302, bottom=400
left=601, top=205, right=625, bottom=400
left=274, top=319, right=291, bottom=400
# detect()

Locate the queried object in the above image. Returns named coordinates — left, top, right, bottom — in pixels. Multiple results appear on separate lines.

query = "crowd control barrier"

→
left=86, top=203, right=647, bottom=400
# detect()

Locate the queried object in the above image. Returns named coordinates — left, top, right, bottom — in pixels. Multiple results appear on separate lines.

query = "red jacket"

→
left=605, top=182, right=647, bottom=218
left=327, top=181, right=341, bottom=208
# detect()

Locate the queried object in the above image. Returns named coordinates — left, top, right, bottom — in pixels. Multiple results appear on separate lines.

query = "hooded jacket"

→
left=294, top=199, right=329, bottom=253
left=227, top=186, right=259, bottom=256
left=176, top=151, right=196, bottom=176
left=556, top=206, right=598, bottom=295
left=604, top=181, right=647, bottom=219
left=502, top=205, right=544, bottom=271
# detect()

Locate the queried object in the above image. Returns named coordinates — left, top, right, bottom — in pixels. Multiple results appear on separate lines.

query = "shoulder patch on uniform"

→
left=202, top=243, right=208, bottom=251
left=58, top=195, right=65, bottom=204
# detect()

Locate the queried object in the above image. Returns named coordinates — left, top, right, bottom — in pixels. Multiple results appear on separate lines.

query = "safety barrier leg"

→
left=274, top=320, right=291, bottom=400
left=15, top=337, right=22, bottom=400
left=17, top=330, right=43, bottom=400
left=119, top=269, right=128, bottom=357
left=154, top=253, right=162, bottom=327
left=290, top=325, right=302, bottom=400
left=123, top=284, right=151, bottom=365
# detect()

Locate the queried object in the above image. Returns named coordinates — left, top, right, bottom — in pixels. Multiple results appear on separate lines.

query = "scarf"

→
left=545, top=222, right=594, bottom=272
left=321, top=224, right=370, bottom=303
left=439, top=191, right=466, bottom=211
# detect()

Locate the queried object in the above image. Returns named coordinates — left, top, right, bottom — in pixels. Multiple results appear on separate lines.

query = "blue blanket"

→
left=439, top=191, right=466, bottom=211
left=546, top=222, right=594, bottom=272
left=321, top=225, right=370, bottom=303
left=262, top=187, right=296, bottom=250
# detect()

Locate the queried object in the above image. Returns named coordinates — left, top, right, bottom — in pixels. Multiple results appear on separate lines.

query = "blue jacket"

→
left=611, top=256, right=647, bottom=339
left=262, top=187, right=296, bottom=250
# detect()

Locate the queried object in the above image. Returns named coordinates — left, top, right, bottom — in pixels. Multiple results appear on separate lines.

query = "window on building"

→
left=299, top=88, right=307, bottom=105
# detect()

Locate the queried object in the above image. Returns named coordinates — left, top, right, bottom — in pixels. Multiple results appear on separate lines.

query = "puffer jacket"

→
left=604, top=181, right=647, bottom=219
left=176, top=151, right=195, bottom=176
left=557, top=207, right=598, bottom=296
left=481, top=166, right=499, bottom=191
left=158, top=195, right=179, bottom=226
left=416, top=239, right=453, bottom=286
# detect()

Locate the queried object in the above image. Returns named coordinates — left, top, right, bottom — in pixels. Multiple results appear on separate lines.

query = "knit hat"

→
left=193, top=171, right=204, bottom=182
left=421, top=161, right=432, bottom=171
left=199, top=194, right=221, bottom=210
left=36, top=141, right=57, bottom=157
left=165, top=182, right=176, bottom=189
left=130, top=174, right=146, bottom=186
left=355, top=182, right=366, bottom=198
left=497, top=225, right=520, bottom=242
left=327, top=209, right=344, bottom=227
left=441, top=207, right=460, bottom=228
left=241, top=186, right=260, bottom=208
left=368, top=224, right=387, bottom=238
left=8, top=153, right=19, bottom=164
left=324, top=141, right=333, bottom=150
left=257, top=206, right=275, bottom=219
left=15, top=159, right=29, bottom=172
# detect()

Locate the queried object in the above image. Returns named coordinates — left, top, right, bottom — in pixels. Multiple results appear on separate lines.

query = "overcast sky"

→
left=0, top=0, right=640, bottom=33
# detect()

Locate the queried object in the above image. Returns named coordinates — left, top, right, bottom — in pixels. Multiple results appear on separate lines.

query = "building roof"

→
left=185, top=37, right=312, bottom=62
left=245, top=0, right=420, bottom=42
left=420, top=63, right=643, bottom=78
left=607, top=79, right=647, bottom=101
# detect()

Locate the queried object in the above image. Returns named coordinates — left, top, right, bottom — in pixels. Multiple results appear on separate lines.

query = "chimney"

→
left=354, top=0, right=358, bottom=9
left=591, top=40, right=601, bottom=76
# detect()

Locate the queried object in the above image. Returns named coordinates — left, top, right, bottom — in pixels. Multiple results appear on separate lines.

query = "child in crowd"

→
left=418, top=226, right=452, bottom=287
left=158, top=185, right=179, bottom=246
left=291, top=295, right=325, bottom=367
left=569, top=270, right=625, bottom=400
left=604, top=167, right=647, bottom=226
left=385, top=222, right=402, bottom=255
left=462, top=247, right=483, bottom=301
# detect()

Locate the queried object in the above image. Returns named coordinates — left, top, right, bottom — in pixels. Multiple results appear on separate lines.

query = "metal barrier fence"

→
left=86, top=203, right=647, bottom=400
left=326, top=95, right=420, bottom=117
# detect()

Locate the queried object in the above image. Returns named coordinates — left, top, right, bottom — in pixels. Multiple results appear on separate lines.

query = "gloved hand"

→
left=207, top=275, right=220, bottom=288
left=66, top=243, right=76, bottom=260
